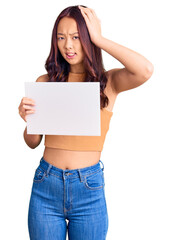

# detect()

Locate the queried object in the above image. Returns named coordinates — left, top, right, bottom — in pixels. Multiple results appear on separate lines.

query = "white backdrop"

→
left=0, top=0, right=171, bottom=239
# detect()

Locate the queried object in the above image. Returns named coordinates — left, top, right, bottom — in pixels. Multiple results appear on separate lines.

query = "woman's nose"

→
left=64, top=38, right=73, bottom=49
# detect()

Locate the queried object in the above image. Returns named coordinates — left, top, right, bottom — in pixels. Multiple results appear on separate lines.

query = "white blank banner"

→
left=25, top=82, right=101, bottom=136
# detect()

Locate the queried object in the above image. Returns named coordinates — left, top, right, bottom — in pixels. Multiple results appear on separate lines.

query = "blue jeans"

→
left=28, top=157, right=109, bottom=240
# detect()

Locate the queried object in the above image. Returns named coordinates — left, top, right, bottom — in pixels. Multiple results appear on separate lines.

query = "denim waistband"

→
left=39, top=157, right=104, bottom=182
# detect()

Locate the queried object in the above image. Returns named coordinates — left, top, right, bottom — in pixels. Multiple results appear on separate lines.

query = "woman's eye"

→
left=58, top=37, right=64, bottom=40
left=73, top=36, right=79, bottom=39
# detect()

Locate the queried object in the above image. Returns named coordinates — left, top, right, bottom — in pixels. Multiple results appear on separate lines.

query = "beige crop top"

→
left=44, top=72, right=113, bottom=151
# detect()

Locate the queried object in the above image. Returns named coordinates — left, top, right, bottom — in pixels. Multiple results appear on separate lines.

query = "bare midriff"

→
left=43, top=147, right=101, bottom=170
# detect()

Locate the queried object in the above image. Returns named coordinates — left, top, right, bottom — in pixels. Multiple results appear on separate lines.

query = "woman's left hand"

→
left=78, top=6, right=102, bottom=45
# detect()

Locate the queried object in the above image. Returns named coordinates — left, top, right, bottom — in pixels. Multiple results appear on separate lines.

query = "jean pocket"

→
left=33, top=165, right=46, bottom=183
left=84, top=170, right=105, bottom=190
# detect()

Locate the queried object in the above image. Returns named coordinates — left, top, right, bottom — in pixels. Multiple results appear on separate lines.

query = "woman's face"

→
left=57, top=17, right=85, bottom=71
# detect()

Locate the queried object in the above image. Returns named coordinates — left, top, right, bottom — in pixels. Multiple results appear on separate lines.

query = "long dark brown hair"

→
left=45, top=5, right=109, bottom=109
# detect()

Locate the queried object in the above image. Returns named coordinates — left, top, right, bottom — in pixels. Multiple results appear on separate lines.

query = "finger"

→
left=22, top=97, right=35, bottom=105
left=79, top=6, right=93, bottom=13
left=83, top=7, right=99, bottom=20
left=79, top=7, right=93, bottom=20
left=23, top=100, right=35, bottom=106
left=26, top=110, right=35, bottom=114
left=22, top=97, right=35, bottom=102
left=90, top=9, right=97, bottom=18
left=23, top=104, right=35, bottom=110
left=19, top=108, right=35, bottom=117
left=81, top=8, right=93, bottom=17
left=88, top=8, right=95, bottom=14
left=83, top=7, right=95, bottom=15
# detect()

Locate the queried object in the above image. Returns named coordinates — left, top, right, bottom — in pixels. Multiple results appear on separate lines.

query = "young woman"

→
left=18, top=5, right=153, bottom=240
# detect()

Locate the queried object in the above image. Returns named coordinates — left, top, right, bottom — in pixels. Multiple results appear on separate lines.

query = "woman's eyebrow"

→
left=57, top=32, right=79, bottom=35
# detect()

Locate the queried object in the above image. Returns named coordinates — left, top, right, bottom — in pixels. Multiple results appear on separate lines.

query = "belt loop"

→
left=78, top=169, right=85, bottom=182
left=99, top=160, right=104, bottom=171
left=45, top=164, right=52, bottom=177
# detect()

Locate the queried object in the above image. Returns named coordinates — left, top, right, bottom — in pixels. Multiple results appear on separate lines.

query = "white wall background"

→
left=0, top=0, right=171, bottom=239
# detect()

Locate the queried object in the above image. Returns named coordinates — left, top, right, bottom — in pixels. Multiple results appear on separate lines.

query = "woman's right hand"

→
left=18, top=97, right=35, bottom=122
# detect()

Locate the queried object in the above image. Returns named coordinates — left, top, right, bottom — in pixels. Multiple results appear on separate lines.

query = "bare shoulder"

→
left=36, top=74, right=49, bottom=82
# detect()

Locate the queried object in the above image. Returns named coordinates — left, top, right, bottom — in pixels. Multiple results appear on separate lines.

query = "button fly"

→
left=65, top=172, right=72, bottom=176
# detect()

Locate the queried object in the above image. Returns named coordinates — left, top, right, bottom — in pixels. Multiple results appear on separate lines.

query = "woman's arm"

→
left=23, top=127, right=43, bottom=149
left=79, top=6, right=154, bottom=94
left=19, top=74, right=49, bottom=149
left=95, top=37, right=154, bottom=94
left=18, top=97, right=43, bottom=149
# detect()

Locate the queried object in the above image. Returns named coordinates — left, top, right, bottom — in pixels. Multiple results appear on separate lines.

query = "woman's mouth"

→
left=66, top=53, right=76, bottom=59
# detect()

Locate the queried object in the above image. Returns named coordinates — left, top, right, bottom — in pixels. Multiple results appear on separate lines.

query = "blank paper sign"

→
left=25, top=82, right=101, bottom=136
